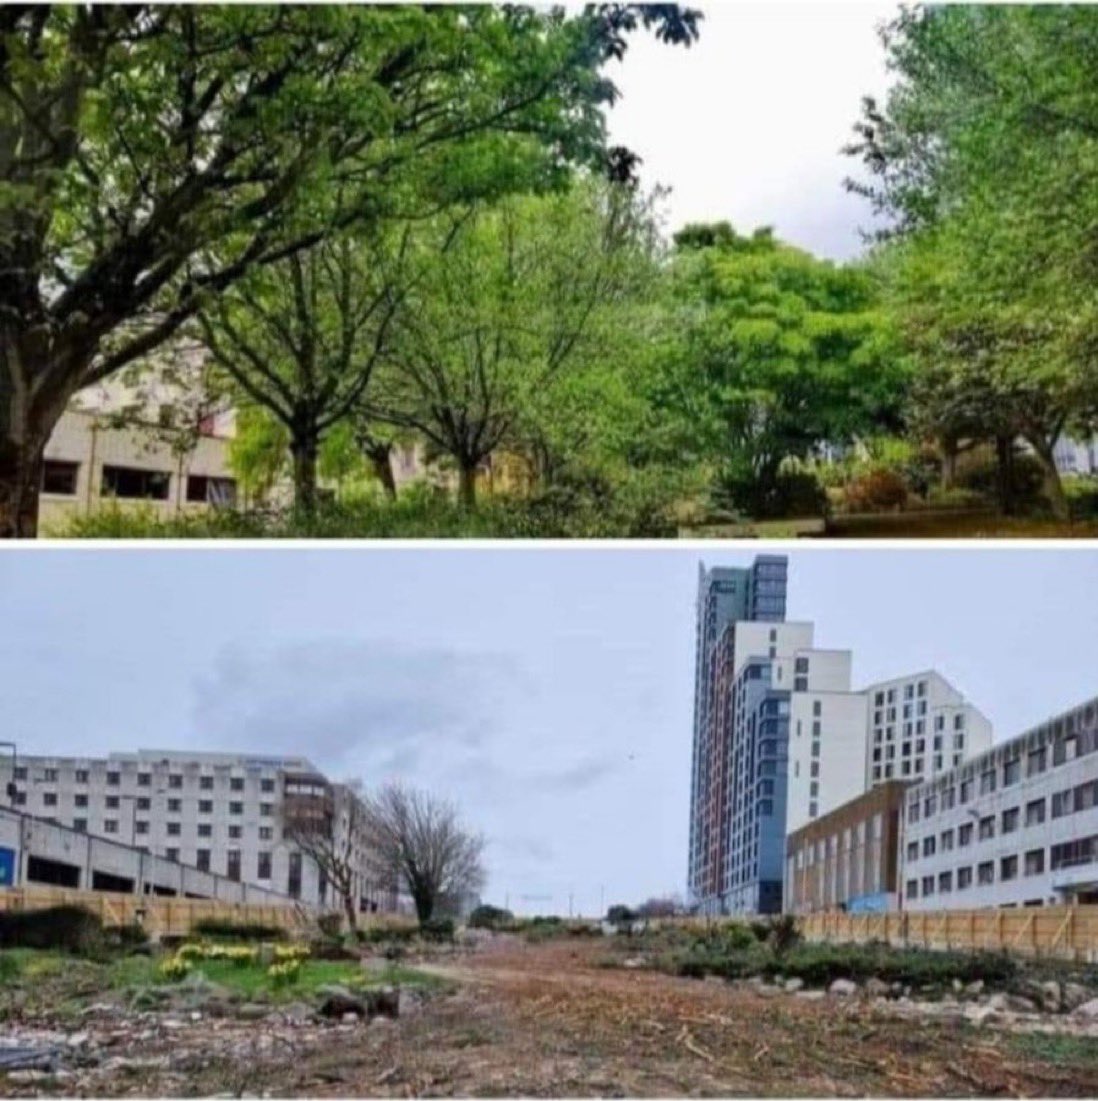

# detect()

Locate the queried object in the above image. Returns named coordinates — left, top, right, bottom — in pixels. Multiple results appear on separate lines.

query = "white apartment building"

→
left=863, top=671, right=992, bottom=788
left=901, top=694, right=1098, bottom=910
left=0, top=750, right=385, bottom=912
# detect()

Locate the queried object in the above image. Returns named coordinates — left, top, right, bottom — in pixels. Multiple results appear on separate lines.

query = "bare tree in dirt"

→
left=361, top=782, right=485, bottom=925
left=284, top=786, right=366, bottom=933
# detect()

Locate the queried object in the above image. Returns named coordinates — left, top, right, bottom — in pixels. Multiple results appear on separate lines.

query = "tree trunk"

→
left=368, top=447, right=397, bottom=500
left=342, top=888, right=358, bottom=933
left=1028, top=436, right=1069, bottom=522
left=0, top=434, right=45, bottom=539
left=940, top=438, right=957, bottom=491
left=994, top=435, right=1015, bottom=515
left=458, top=463, right=478, bottom=509
left=291, top=432, right=319, bottom=516
left=413, top=887, right=434, bottom=925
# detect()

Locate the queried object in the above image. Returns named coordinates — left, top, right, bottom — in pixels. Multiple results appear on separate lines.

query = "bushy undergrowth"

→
left=57, top=472, right=683, bottom=539
left=665, top=931, right=1018, bottom=990
left=0, top=905, right=105, bottom=955
left=191, top=919, right=286, bottom=941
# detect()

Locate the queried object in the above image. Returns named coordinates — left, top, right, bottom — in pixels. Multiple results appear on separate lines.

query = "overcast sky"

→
left=607, top=2, right=899, bottom=259
left=2, top=547, right=1095, bottom=916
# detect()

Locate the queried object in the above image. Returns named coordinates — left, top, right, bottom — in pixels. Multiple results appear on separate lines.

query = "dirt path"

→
left=4, top=939, right=1098, bottom=1097
left=279, top=939, right=1098, bottom=1097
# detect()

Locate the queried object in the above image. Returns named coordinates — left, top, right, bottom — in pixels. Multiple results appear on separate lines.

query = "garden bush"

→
left=468, top=904, right=514, bottom=930
left=716, top=469, right=829, bottom=521
left=956, top=453, right=1045, bottom=511
left=842, top=467, right=909, bottom=512
left=419, top=917, right=455, bottom=942
left=0, top=906, right=104, bottom=955
left=191, top=919, right=286, bottom=941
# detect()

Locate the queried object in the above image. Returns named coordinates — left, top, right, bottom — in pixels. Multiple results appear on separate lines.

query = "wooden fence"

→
left=0, top=885, right=327, bottom=939
left=799, top=906, right=1098, bottom=961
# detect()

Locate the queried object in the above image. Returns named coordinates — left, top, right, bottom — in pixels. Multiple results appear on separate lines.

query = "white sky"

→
left=607, top=2, right=899, bottom=259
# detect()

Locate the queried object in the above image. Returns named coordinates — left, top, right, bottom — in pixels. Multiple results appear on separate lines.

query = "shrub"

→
left=106, top=922, right=149, bottom=950
left=191, top=919, right=286, bottom=941
left=158, top=955, right=193, bottom=981
left=842, top=467, right=909, bottom=512
left=717, top=469, right=829, bottom=521
left=468, top=904, right=514, bottom=930
left=0, top=906, right=104, bottom=955
left=767, top=914, right=801, bottom=956
left=316, top=913, right=343, bottom=939
left=267, top=959, right=302, bottom=987
left=956, top=452, right=1045, bottom=510
left=419, top=917, right=455, bottom=942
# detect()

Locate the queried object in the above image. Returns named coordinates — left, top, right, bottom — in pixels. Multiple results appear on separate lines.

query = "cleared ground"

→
left=4, top=937, right=1098, bottom=1097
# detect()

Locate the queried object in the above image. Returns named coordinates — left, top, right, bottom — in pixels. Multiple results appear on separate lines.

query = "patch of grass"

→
left=1008, top=1033, right=1098, bottom=1067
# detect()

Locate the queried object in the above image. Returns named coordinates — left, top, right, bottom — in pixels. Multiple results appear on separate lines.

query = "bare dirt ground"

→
left=4, top=937, right=1098, bottom=1097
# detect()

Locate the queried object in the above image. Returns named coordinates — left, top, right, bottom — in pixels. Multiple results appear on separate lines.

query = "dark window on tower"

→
left=186, top=475, right=237, bottom=507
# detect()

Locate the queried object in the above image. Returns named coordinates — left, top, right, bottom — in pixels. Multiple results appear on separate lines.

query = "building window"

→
left=795, top=657, right=809, bottom=674
left=1002, top=807, right=1020, bottom=834
left=808, top=801, right=818, bottom=818
left=197, top=824, right=212, bottom=838
left=42, top=792, right=57, bottom=807
left=922, top=876, right=935, bottom=897
left=136, top=772, right=151, bottom=787
left=957, top=866, right=973, bottom=890
left=979, top=769, right=997, bottom=795
left=959, top=778, right=973, bottom=803
left=257, top=852, right=272, bottom=880
left=1001, top=855, right=1018, bottom=882
left=906, top=879, right=918, bottom=899
left=978, top=816, right=995, bottom=841
left=259, top=826, right=273, bottom=841
left=938, top=871, right=952, bottom=893
left=1024, top=849, right=1045, bottom=877
left=907, top=841, right=919, bottom=862
left=977, top=861, right=995, bottom=885
left=1052, top=790, right=1073, bottom=818
left=228, top=825, right=242, bottom=840
left=199, top=800, right=213, bottom=814
left=41, top=460, right=79, bottom=496
left=1003, top=758, right=1021, bottom=787
left=1027, top=746, right=1047, bottom=777
left=196, top=849, right=211, bottom=872
left=226, top=850, right=241, bottom=882
left=1026, top=798, right=1046, bottom=826
left=260, top=803, right=273, bottom=817
left=941, top=828, right=954, bottom=852
left=260, top=778, right=275, bottom=794
left=104, top=819, right=118, bottom=834
left=74, top=794, right=88, bottom=808
left=959, top=823, right=974, bottom=847
left=12, top=792, right=25, bottom=806
left=186, top=475, right=237, bottom=507
left=167, top=798, right=182, bottom=813
left=168, top=774, right=183, bottom=789
left=229, top=801, right=243, bottom=815
left=136, top=797, right=150, bottom=811
left=199, top=776, right=214, bottom=790
left=74, top=769, right=88, bottom=783
left=794, top=677, right=808, bottom=692
left=135, top=820, right=149, bottom=835
left=288, top=852, right=302, bottom=898
left=165, top=848, right=180, bottom=862
left=72, top=818, right=87, bottom=833
left=230, top=777, right=245, bottom=792
left=922, top=836, right=936, bottom=858
left=105, top=795, right=119, bottom=809
left=166, top=822, right=181, bottom=837
left=101, top=464, right=170, bottom=501
left=106, top=771, right=120, bottom=786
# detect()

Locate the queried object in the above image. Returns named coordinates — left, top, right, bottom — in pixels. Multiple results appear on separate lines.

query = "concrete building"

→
left=901, top=694, right=1098, bottom=911
left=688, top=559, right=994, bottom=916
left=784, top=781, right=908, bottom=914
left=0, top=750, right=389, bottom=912
left=688, top=557, right=788, bottom=912
left=0, top=806, right=296, bottom=904
left=864, top=671, right=992, bottom=787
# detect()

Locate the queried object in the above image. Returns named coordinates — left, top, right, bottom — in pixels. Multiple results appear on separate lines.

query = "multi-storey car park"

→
left=0, top=749, right=388, bottom=911
left=901, top=694, right=1098, bottom=910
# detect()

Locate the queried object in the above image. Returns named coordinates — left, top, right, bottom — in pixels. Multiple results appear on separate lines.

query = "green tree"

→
left=0, top=4, right=699, bottom=535
left=847, top=5, right=1098, bottom=518
left=659, top=224, right=905, bottom=516
left=198, top=231, right=405, bottom=514
left=226, top=406, right=289, bottom=508
left=373, top=180, right=659, bottom=506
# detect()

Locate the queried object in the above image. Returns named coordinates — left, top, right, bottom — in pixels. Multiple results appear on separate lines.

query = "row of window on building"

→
left=905, top=837, right=1095, bottom=900
left=908, top=739, right=1088, bottom=823
left=41, top=460, right=236, bottom=505
left=58, top=816, right=278, bottom=841
left=14, top=767, right=275, bottom=793
left=17, top=791, right=277, bottom=818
